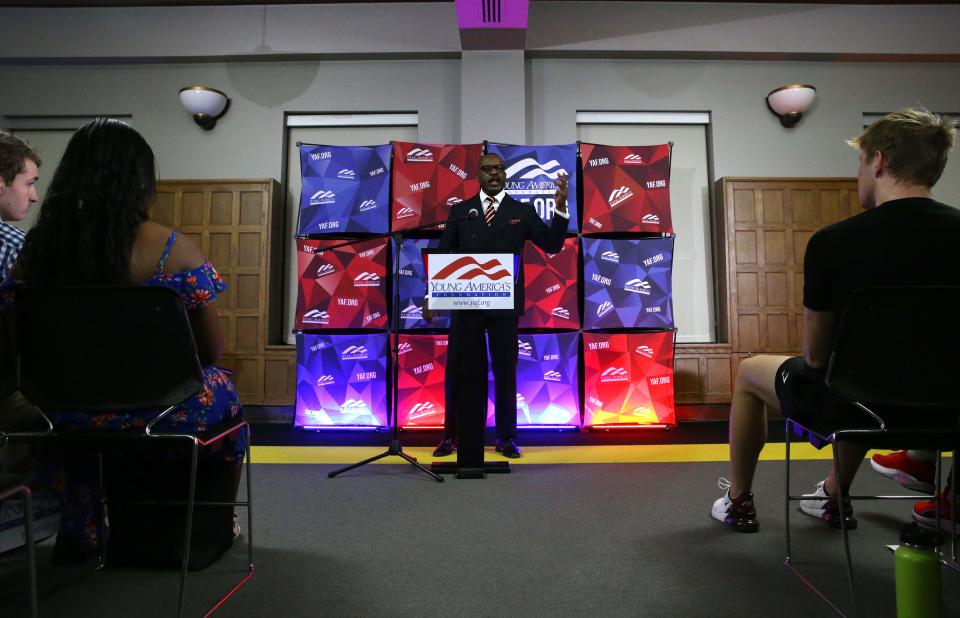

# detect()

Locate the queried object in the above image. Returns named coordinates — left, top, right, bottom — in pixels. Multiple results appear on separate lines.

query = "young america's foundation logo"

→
left=316, top=374, right=335, bottom=387
left=635, top=345, right=655, bottom=358
left=400, top=304, right=423, bottom=321
left=336, top=169, right=356, bottom=180
left=395, top=207, right=416, bottom=220
left=596, top=301, right=614, bottom=318
left=340, top=345, right=369, bottom=360
left=353, top=272, right=381, bottom=287
left=551, top=306, right=570, bottom=319
left=623, top=153, right=645, bottom=165
left=358, top=199, right=377, bottom=212
left=315, top=263, right=336, bottom=278
left=608, top=186, right=634, bottom=208
left=302, top=309, right=329, bottom=325
left=446, top=196, right=463, bottom=206
left=504, top=158, right=567, bottom=180
left=624, top=279, right=652, bottom=295
left=408, top=402, right=437, bottom=421
left=309, top=189, right=335, bottom=206
left=406, top=147, right=434, bottom=162
left=543, top=370, right=563, bottom=383
left=434, top=256, right=511, bottom=281
left=517, top=340, right=533, bottom=357
left=600, top=250, right=620, bottom=263
left=340, top=399, right=369, bottom=411
left=641, top=214, right=660, bottom=225
left=600, top=367, right=629, bottom=382
left=397, top=342, right=413, bottom=355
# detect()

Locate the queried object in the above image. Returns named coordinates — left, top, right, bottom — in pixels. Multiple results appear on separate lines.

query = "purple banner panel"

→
left=486, top=142, right=579, bottom=234
left=582, top=237, right=675, bottom=330
left=394, top=238, right=450, bottom=330
left=485, top=331, right=581, bottom=427
left=298, top=144, right=391, bottom=235
left=295, top=332, right=388, bottom=428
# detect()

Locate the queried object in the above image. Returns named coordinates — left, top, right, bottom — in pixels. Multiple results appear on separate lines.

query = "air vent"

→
left=483, top=0, right=502, bottom=23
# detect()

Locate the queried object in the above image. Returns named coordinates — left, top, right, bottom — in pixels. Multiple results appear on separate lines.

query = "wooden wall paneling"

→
left=150, top=179, right=282, bottom=405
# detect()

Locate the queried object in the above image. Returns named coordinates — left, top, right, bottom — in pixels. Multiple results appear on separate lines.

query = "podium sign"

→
left=424, top=252, right=518, bottom=311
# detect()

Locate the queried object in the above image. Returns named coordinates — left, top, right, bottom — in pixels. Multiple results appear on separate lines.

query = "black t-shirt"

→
left=804, top=197, right=960, bottom=313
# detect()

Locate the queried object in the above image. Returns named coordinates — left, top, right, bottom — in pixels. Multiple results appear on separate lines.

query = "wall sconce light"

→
left=179, top=86, right=229, bottom=131
left=766, top=84, right=817, bottom=128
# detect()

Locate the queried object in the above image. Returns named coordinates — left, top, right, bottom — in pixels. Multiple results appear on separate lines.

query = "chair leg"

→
left=23, top=487, right=37, bottom=618
left=785, top=420, right=793, bottom=563
left=244, top=423, right=254, bottom=572
left=177, top=440, right=200, bottom=618
left=832, top=442, right=857, bottom=616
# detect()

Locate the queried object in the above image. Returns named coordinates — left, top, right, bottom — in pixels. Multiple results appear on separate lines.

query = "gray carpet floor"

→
left=2, top=459, right=958, bottom=617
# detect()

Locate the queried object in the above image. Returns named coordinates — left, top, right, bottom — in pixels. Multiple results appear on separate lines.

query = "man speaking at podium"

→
left=424, top=152, right=569, bottom=459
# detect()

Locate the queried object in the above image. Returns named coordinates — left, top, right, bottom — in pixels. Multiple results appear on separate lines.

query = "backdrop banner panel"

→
left=391, top=141, right=482, bottom=231
left=395, top=333, right=449, bottom=428
left=295, top=332, right=388, bottom=428
left=485, top=331, right=581, bottom=428
left=582, top=331, right=675, bottom=427
left=297, top=143, right=391, bottom=235
left=580, top=143, right=672, bottom=235
left=518, top=236, right=580, bottom=329
left=582, top=237, right=675, bottom=330
left=394, top=238, right=450, bottom=329
left=486, top=142, right=579, bottom=234
left=295, top=237, right=388, bottom=330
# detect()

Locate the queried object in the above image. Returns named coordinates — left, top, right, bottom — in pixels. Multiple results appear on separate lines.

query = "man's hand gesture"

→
left=554, top=172, right=569, bottom=216
left=422, top=298, right=433, bottom=324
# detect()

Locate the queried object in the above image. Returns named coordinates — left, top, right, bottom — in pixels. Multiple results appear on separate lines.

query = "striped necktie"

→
left=484, top=196, right=496, bottom=226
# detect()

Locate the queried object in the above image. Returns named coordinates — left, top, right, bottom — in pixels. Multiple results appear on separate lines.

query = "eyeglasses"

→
left=479, top=165, right=506, bottom=173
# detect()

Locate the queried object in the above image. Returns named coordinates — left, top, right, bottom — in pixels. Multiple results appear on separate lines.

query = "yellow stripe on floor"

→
left=250, top=444, right=951, bottom=465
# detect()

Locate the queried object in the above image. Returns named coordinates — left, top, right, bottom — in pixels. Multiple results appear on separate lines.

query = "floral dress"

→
left=2, top=230, right=245, bottom=551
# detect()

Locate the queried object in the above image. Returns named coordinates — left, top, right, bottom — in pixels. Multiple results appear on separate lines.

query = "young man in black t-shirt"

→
left=711, top=108, right=960, bottom=533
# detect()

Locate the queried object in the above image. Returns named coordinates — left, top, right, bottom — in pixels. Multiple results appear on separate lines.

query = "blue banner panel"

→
left=393, top=238, right=450, bottom=330
left=486, top=143, right=579, bottom=234
left=582, top=237, right=675, bottom=330
left=485, top=331, right=581, bottom=427
left=295, top=332, right=388, bottom=428
left=298, top=144, right=391, bottom=235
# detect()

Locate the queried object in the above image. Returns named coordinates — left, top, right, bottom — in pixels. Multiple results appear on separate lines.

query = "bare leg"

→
left=728, top=355, right=790, bottom=498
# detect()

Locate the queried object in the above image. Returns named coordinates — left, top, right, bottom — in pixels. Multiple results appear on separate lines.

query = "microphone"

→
left=467, top=208, right=479, bottom=219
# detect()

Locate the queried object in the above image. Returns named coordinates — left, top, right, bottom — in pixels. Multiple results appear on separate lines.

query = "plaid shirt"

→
left=0, top=221, right=26, bottom=280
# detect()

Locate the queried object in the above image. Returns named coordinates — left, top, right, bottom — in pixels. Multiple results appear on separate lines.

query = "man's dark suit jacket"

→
left=437, top=193, right=567, bottom=315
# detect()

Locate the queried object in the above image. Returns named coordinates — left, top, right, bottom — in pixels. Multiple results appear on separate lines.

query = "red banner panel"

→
left=518, top=236, right=580, bottom=329
left=580, top=143, right=672, bottom=235
left=391, top=142, right=482, bottom=231
left=395, top=333, right=449, bottom=428
left=295, top=237, right=388, bottom=330
left=582, top=331, right=675, bottom=427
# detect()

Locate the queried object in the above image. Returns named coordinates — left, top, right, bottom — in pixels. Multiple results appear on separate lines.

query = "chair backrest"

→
left=826, top=286, right=960, bottom=409
left=15, top=286, right=204, bottom=413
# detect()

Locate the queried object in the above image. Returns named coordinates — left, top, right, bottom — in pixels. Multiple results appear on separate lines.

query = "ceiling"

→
left=0, top=1, right=951, bottom=7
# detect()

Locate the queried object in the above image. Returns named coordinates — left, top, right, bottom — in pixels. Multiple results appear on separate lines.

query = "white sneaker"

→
left=232, top=512, right=242, bottom=540
left=710, top=478, right=759, bottom=533
left=799, top=480, right=858, bottom=530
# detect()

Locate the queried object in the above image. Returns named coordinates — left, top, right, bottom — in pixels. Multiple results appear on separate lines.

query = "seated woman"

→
left=2, top=118, right=243, bottom=559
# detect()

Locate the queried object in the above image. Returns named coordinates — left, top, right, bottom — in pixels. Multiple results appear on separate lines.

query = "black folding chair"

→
left=6, top=286, right=254, bottom=618
left=0, top=474, right=37, bottom=618
left=784, top=286, right=960, bottom=616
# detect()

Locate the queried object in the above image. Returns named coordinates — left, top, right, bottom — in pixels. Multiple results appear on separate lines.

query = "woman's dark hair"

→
left=17, top=118, right=157, bottom=286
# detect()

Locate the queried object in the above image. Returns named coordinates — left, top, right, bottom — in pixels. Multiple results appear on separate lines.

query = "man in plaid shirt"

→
left=0, top=131, right=41, bottom=279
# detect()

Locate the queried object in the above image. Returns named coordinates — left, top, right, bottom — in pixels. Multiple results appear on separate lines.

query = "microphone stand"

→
left=327, top=211, right=478, bottom=481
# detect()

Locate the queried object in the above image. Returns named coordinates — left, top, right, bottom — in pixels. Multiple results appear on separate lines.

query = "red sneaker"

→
left=913, top=491, right=957, bottom=533
left=869, top=451, right=935, bottom=493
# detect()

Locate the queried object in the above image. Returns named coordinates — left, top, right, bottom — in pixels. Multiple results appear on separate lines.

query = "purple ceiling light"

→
left=456, top=0, right=529, bottom=50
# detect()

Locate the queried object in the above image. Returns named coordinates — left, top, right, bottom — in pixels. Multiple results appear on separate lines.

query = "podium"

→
left=423, top=250, right=519, bottom=479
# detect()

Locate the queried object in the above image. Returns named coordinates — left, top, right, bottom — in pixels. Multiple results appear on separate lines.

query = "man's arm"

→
left=802, top=308, right=835, bottom=370
left=524, top=174, right=569, bottom=254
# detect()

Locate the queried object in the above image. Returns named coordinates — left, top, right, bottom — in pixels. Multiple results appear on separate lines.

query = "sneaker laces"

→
left=718, top=477, right=732, bottom=491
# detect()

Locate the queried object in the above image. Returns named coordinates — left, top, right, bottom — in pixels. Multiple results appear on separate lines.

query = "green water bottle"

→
left=895, top=522, right=942, bottom=618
